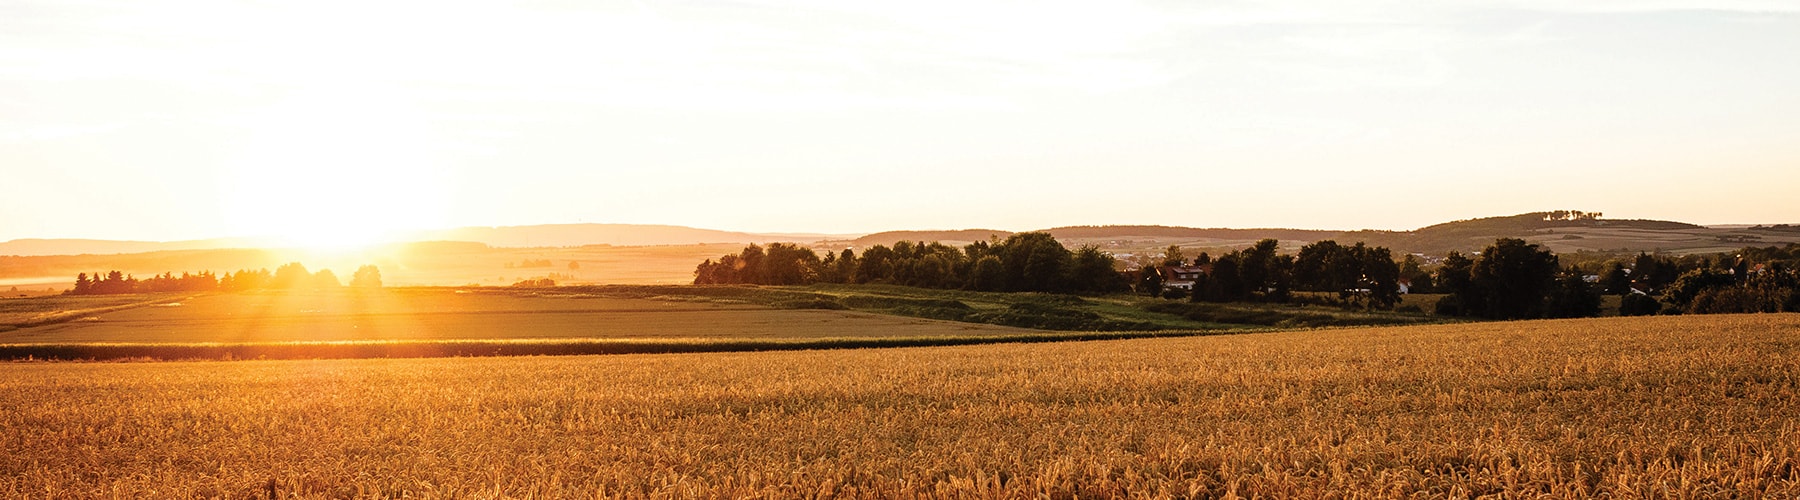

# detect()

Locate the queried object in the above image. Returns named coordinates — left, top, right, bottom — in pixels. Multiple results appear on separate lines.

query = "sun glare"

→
left=220, top=89, right=450, bottom=250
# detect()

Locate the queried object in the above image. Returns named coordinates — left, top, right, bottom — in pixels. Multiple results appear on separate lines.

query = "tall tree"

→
left=1136, top=265, right=1163, bottom=296
left=351, top=265, right=383, bottom=288
left=1544, top=267, right=1602, bottom=318
left=994, top=232, right=1072, bottom=293
left=1434, top=252, right=1477, bottom=316
left=1069, top=245, right=1125, bottom=293
left=1468, top=238, right=1560, bottom=319
left=1160, top=245, right=1186, bottom=267
left=272, top=262, right=310, bottom=288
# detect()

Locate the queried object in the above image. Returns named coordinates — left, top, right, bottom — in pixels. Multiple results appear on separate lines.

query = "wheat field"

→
left=3, top=314, right=1798, bottom=498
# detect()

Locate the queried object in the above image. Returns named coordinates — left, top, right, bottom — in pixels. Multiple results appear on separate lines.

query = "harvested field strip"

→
left=0, top=294, right=193, bottom=332
left=0, top=330, right=1217, bottom=361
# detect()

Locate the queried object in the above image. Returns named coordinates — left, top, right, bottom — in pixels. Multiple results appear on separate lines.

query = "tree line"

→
left=694, top=232, right=1128, bottom=293
left=1593, top=244, right=1800, bottom=316
left=1432, top=239, right=1800, bottom=319
left=67, top=263, right=383, bottom=295
left=693, top=234, right=1412, bottom=308
left=694, top=233, right=1799, bottom=320
left=1140, top=239, right=1406, bottom=309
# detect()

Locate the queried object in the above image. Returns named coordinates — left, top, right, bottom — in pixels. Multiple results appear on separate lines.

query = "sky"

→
left=4, top=0, right=1798, bottom=245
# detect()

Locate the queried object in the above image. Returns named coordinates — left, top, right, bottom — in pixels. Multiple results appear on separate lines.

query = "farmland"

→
left=0, top=285, right=1445, bottom=361
left=4, top=313, right=1798, bottom=497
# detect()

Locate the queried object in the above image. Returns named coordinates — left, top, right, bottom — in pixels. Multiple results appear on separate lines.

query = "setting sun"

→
left=218, top=88, right=450, bottom=250
left=3, top=1, right=1800, bottom=497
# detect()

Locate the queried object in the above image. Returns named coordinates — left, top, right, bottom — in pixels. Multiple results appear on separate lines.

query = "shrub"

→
left=776, top=299, right=848, bottom=310
left=1619, top=293, right=1661, bottom=316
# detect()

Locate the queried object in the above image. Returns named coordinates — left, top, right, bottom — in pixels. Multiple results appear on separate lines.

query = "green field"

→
left=3, top=314, right=1796, bottom=497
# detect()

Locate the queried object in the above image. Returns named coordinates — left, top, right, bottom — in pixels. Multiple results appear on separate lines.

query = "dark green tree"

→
left=967, top=255, right=1005, bottom=292
left=994, top=232, right=1071, bottom=293
left=1543, top=267, right=1602, bottom=318
left=1601, top=262, right=1631, bottom=295
left=1619, top=293, right=1661, bottom=316
left=1136, top=265, right=1163, bottom=297
left=1069, top=245, right=1126, bottom=293
left=1203, top=253, right=1244, bottom=302
left=1468, top=238, right=1560, bottom=319
left=1434, top=252, right=1477, bottom=316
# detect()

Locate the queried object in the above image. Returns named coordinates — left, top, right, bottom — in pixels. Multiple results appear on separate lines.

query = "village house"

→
left=1158, top=265, right=1210, bottom=290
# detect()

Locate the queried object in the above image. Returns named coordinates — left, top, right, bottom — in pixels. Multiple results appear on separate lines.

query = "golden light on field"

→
left=3, top=314, right=1797, bottom=496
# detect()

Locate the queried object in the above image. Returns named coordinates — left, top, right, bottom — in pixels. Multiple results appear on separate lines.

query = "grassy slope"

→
left=593, top=283, right=1441, bottom=331
left=3, top=314, right=1796, bottom=497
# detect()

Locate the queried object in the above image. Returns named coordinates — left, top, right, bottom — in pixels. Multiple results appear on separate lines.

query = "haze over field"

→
left=4, top=1, right=1799, bottom=248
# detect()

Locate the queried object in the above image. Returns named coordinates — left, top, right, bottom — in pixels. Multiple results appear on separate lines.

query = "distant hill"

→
left=0, top=238, right=274, bottom=257
left=6, top=211, right=1797, bottom=277
left=1044, top=225, right=1339, bottom=242
left=1033, top=212, right=1771, bottom=257
left=408, top=224, right=846, bottom=248
left=848, top=229, right=1015, bottom=248
left=1, top=224, right=847, bottom=256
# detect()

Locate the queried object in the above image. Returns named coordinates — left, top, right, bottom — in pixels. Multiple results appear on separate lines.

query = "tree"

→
left=1434, top=252, right=1477, bottom=316
left=1543, top=267, right=1601, bottom=318
left=272, top=262, right=311, bottom=288
left=854, top=245, right=896, bottom=284
left=1619, top=293, right=1661, bottom=316
left=1359, top=246, right=1402, bottom=309
left=71, top=273, right=93, bottom=295
left=312, top=269, right=342, bottom=288
left=1662, top=269, right=1738, bottom=312
left=1160, top=245, right=1186, bottom=267
left=761, top=243, right=820, bottom=285
left=968, top=255, right=1005, bottom=292
left=1632, top=252, right=1682, bottom=292
left=1136, top=265, right=1163, bottom=297
left=1238, top=239, right=1283, bottom=301
left=993, top=232, right=1071, bottom=293
left=1399, top=254, right=1433, bottom=293
left=1292, top=240, right=1343, bottom=292
left=351, top=265, right=383, bottom=288
left=832, top=249, right=858, bottom=284
left=1601, top=262, right=1631, bottom=295
left=1069, top=245, right=1126, bottom=293
left=1467, top=238, right=1560, bottom=319
left=1202, top=253, right=1244, bottom=302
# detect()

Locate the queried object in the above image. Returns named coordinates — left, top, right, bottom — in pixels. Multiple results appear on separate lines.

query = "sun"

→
left=219, top=89, right=450, bottom=250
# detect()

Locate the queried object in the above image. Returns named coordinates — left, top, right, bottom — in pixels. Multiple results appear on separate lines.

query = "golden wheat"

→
left=3, top=314, right=1797, bottom=498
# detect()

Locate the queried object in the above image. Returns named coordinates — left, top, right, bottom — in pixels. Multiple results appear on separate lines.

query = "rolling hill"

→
left=6, top=212, right=1799, bottom=290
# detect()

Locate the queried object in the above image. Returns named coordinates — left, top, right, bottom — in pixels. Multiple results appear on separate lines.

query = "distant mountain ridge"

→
left=846, top=229, right=1015, bottom=248
left=0, top=224, right=851, bottom=257
left=3, top=212, right=1793, bottom=258
left=405, top=224, right=849, bottom=249
left=0, top=238, right=276, bottom=257
left=1042, top=225, right=1336, bottom=241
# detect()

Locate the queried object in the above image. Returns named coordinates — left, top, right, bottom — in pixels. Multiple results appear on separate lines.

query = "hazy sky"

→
left=4, top=0, right=1797, bottom=244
